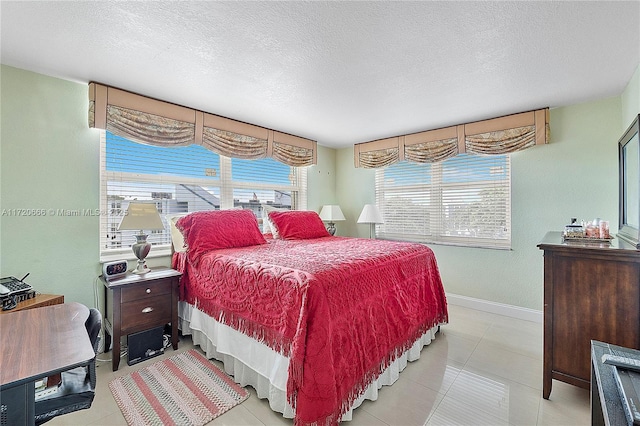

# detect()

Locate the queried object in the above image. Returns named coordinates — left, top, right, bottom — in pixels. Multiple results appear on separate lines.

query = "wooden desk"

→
left=0, top=293, right=64, bottom=314
left=0, top=302, right=94, bottom=425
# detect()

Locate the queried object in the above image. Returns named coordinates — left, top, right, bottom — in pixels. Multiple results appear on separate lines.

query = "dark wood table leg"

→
left=111, top=287, right=122, bottom=371
left=171, top=276, right=179, bottom=350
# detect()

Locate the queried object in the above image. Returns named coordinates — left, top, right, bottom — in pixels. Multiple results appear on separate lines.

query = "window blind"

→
left=375, top=153, right=511, bottom=249
left=100, top=130, right=307, bottom=259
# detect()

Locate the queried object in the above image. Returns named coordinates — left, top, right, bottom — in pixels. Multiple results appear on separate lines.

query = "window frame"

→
left=374, top=154, right=512, bottom=250
left=99, top=130, right=307, bottom=261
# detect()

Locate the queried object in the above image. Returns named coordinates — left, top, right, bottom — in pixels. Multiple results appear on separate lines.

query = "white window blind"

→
left=375, top=153, right=511, bottom=249
left=100, top=130, right=307, bottom=259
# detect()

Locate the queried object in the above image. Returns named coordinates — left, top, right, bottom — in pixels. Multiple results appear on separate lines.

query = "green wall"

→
left=2, top=62, right=638, bottom=312
left=0, top=65, right=337, bottom=308
left=307, top=144, right=337, bottom=214
left=1, top=65, right=101, bottom=308
left=622, top=64, right=640, bottom=127
left=336, top=87, right=637, bottom=311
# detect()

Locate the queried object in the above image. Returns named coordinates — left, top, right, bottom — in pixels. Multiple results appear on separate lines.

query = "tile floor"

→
left=48, top=304, right=590, bottom=425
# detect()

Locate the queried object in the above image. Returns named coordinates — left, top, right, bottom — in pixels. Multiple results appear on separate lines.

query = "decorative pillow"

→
left=166, top=213, right=190, bottom=253
left=261, top=204, right=289, bottom=238
left=176, top=210, right=267, bottom=262
left=268, top=210, right=331, bottom=240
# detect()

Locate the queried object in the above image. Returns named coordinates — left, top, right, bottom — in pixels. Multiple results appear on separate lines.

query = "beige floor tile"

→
left=427, top=394, right=509, bottom=426
left=357, top=374, right=444, bottom=425
left=87, top=411, right=130, bottom=426
left=537, top=380, right=590, bottom=426
left=402, top=350, right=464, bottom=395
left=348, top=406, right=390, bottom=426
left=38, top=305, right=591, bottom=426
left=465, top=338, right=543, bottom=390
left=209, top=405, right=264, bottom=425
left=241, top=388, right=292, bottom=425
left=441, top=307, right=493, bottom=341
left=544, top=379, right=590, bottom=406
left=537, top=393, right=590, bottom=426
left=480, top=320, right=543, bottom=361
left=445, top=367, right=541, bottom=426
left=427, top=330, right=480, bottom=366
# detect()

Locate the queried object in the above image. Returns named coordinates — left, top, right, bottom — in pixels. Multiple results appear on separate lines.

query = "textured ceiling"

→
left=1, top=1, right=639, bottom=148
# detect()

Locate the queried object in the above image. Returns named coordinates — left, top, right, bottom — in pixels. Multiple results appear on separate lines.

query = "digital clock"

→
left=103, top=260, right=128, bottom=280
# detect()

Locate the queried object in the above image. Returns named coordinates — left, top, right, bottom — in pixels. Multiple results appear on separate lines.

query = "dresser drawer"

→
left=121, top=280, right=171, bottom=302
left=121, top=296, right=171, bottom=334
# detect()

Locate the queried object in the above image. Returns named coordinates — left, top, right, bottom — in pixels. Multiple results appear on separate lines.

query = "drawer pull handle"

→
left=146, top=288, right=151, bottom=294
left=142, top=307, right=154, bottom=313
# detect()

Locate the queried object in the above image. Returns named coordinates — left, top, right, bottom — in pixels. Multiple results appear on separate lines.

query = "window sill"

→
left=100, top=246, right=173, bottom=264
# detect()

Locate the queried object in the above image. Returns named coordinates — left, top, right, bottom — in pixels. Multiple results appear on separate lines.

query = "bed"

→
left=170, top=209, right=448, bottom=425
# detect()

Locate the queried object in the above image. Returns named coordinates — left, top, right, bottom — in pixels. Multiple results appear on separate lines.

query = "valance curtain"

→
left=108, top=105, right=196, bottom=146
left=273, top=132, right=317, bottom=168
left=353, top=137, right=400, bottom=169
left=354, top=108, right=549, bottom=168
left=201, top=114, right=269, bottom=160
left=88, top=83, right=316, bottom=167
left=465, top=126, right=535, bottom=154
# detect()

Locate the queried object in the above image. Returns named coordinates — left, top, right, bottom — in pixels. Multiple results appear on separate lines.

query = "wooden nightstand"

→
left=101, top=268, right=181, bottom=371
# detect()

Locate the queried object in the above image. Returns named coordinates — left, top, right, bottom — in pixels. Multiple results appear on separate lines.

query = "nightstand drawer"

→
left=121, top=297, right=171, bottom=333
left=121, top=280, right=171, bottom=302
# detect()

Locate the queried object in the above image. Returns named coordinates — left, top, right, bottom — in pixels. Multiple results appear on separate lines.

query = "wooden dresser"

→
left=538, top=232, right=640, bottom=399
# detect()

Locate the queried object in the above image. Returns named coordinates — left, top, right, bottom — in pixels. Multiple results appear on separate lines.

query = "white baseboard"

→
left=446, top=293, right=543, bottom=323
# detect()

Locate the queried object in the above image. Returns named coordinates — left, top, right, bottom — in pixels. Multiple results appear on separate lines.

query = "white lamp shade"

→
left=357, top=204, right=384, bottom=224
left=319, top=205, right=346, bottom=222
left=118, top=202, right=164, bottom=231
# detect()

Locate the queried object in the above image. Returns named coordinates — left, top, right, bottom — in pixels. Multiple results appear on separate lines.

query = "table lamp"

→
left=318, top=205, right=346, bottom=236
left=118, top=202, right=165, bottom=274
left=357, top=204, right=384, bottom=239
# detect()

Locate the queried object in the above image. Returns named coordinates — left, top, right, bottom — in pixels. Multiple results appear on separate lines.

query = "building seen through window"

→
left=100, top=131, right=306, bottom=257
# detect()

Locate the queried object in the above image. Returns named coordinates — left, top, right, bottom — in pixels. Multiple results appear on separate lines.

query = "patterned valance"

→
left=107, top=105, right=196, bottom=146
left=466, top=126, right=535, bottom=155
left=404, top=139, right=458, bottom=163
left=202, top=128, right=267, bottom=159
left=88, top=82, right=316, bottom=167
left=464, top=108, right=549, bottom=155
left=201, top=113, right=269, bottom=160
left=273, top=132, right=317, bottom=167
left=355, top=108, right=549, bottom=168
left=403, top=125, right=462, bottom=164
left=353, top=137, right=401, bottom=169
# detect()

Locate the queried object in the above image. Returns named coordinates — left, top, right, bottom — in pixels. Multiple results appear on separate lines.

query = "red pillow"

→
left=176, top=210, right=266, bottom=263
left=268, top=211, right=331, bottom=240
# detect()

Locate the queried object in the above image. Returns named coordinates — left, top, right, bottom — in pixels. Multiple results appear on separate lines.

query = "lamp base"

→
left=131, top=233, right=152, bottom=274
left=132, top=260, right=151, bottom=274
left=327, top=222, right=336, bottom=236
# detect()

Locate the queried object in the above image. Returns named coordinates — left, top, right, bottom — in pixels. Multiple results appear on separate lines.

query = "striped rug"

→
left=109, top=349, right=249, bottom=426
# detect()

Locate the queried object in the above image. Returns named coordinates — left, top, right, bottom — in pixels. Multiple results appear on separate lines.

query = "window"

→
left=100, top=131, right=307, bottom=259
left=375, top=153, right=511, bottom=249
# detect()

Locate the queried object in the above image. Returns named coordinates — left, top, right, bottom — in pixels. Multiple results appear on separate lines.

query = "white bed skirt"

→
left=178, top=301, right=440, bottom=421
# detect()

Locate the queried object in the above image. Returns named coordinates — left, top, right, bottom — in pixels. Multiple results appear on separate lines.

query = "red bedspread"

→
left=173, top=236, right=447, bottom=425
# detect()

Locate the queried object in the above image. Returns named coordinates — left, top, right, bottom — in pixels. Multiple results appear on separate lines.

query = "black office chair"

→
left=34, top=308, right=102, bottom=425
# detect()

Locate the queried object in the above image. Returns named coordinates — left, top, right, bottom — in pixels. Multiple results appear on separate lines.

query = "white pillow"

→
left=166, top=213, right=190, bottom=253
left=261, top=204, right=289, bottom=238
